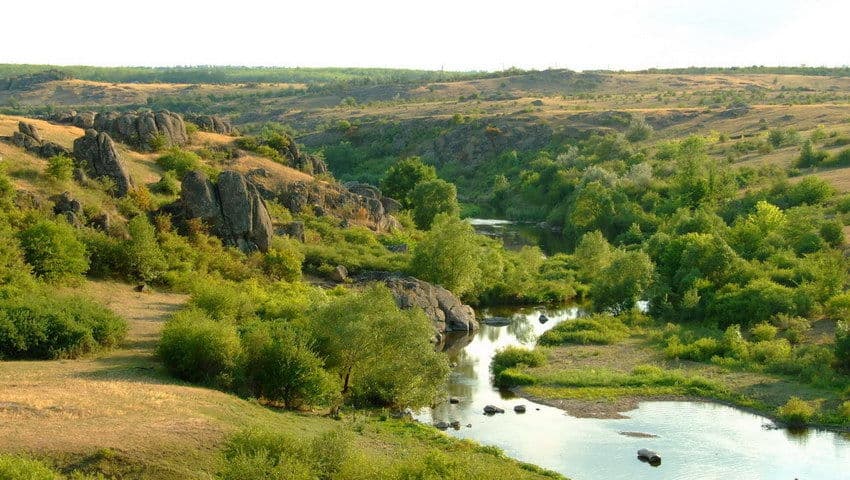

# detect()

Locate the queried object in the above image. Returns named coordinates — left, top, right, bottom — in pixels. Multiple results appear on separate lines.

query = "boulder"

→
left=483, top=317, right=511, bottom=326
left=484, top=405, right=505, bottom=415
left=514, top=405, right=527, bottom=413
left=184, top=114, right=237, bottom=135
left=4, top=122, right=71, bottom=159
left=38, top=141, right=70, bottom=158
left=330, top=265, right=348, bottom=283
left=51, top=191, right=83, bottom=227
left=17, top=122, right=41, bottom=142
left=539, top=314, right=549, bottom=324
left=72, top=112, right=96, bottom=129
left=88, top=212, right=110, bottom=231
left=381, top=196, right=402, bottom=214
left=637, top=448, right=661, bottom=465
left=434, top=421, right=450, bottom=430
left=280, top=221, right=305, bottom=242
left=10, top=131, right=40, bottom=151
left=449, top=397, right=460, bottom=404
left=174, top=170, right=273, bottom=253
left=344, top=181, right=382, bottom=200
left=72, top=130, right=133, bottom=197
left=450, top=420, right=461, bottom=429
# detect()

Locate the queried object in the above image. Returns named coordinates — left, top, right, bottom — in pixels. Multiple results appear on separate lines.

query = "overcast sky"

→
left=2, top=0, right=848, bottom=71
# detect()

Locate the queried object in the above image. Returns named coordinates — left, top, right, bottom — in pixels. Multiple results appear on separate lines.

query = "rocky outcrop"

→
left=51, top=191, right=83, bottom=227
left=3, top=121, right=72, bottom=159
left=357, top=272, right=478, bottom=334
left=171, top=170, right=273, bottom=253
left=184, top=114, right=237, bottom=135
left=92, top=110, right=188, bottom=151
left=72, top=130, right=133, bottom=197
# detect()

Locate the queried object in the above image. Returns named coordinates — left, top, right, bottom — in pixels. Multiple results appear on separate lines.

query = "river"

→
left=413, top=220, right=850, bottom=480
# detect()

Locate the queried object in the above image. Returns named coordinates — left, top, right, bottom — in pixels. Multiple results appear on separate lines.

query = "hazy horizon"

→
left=3, top=0, right=848, bottom=72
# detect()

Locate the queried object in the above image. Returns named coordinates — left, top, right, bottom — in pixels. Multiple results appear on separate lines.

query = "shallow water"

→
left=416, top=307, right=850, bottom=480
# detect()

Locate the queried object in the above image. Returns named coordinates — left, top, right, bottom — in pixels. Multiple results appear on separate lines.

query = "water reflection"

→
left=416, top=305, right=850, bottom=480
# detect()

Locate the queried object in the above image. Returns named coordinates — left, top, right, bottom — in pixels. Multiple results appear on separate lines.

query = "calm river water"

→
left=413, top=221, right=850, bottom=480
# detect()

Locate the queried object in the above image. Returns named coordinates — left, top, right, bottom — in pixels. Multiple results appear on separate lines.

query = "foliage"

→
left=410, top=214, right=481, bottom=297
left=157, top=308, right=241, bottom=386
left=153, top=170, right=180, bottom=195
left=537, top=315, right=631, bottom=345
left=380, top=157, right=437, bottom=208
left=0, top=291, right=126, bottom=360
left=777, top=396, right=815, bottom=427
left=125, top=215, right=167, bottom=282
left=309, top=285, right=449, bottom=408
left=591, top=250, right=654, bottom=313
left=0, top=454, right=60, bottom=480
left=18, top=219, right=89, bottom=282
left=156, top=148, right=201, bottom=177
left=491, top=346, right=546, bottom=386
left=263, top=237, right=304, bottom=282
left=241, top=322, right=338, bottom=408
left=836, top=320, right=850, bottom=372
left=410, top=179, right=459, bottom=229
left=45, top=155, right=74, bottom=181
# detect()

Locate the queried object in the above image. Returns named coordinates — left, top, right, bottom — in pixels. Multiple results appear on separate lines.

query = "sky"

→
left=2, top=0, right=848, bottom=71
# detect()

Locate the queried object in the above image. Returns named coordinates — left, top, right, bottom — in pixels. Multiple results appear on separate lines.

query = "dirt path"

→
left=0, top=282, right=239, bottom=477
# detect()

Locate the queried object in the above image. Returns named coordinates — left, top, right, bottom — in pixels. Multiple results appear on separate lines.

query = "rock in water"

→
left=483, top=317, right=511, bottom=326
left=539, top=314, right=549, bottom=324
left=637, top=448, right=661, bottom=465
left=514, top=405, right=527, bottom=413
left=434, top=421, right=450, bottom=430
left=72, top=130, right=132, bottom=197
left=483, top=405, right=505, bottom=414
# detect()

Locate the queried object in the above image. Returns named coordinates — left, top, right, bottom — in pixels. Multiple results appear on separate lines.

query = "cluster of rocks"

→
left=3, top=122, right=70, bottom=158
left=356, top=272, right=478, bottom=336
left=54, top=109, right=188, bottom=151
left=163, top=170, right=273, bottom=253
left=92, top=110, right=188, bottom=151
left=50, top=191, right=109, bottom=230
left=250, top=175, right=401, bottom=233
left=184, top=114, right=237, bottom=135
left=72, top=130, right=133, bottom=197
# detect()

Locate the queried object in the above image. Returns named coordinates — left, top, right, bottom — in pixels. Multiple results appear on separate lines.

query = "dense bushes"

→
left=491, top=346, right=546, bottom=386
left=537, top=315, right=631, bottom=345
left=156, top=148, right=201, bottom=176
left=0, top=292, right=126, bottom=359
left=777, top=397, right=815, bottom=427
left=157, top=308, right=241, bottom=385
left=18, top=219, right=89, bottom=281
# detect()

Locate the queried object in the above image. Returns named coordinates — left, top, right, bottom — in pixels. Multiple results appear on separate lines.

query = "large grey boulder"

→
left=18, top=122, right=41, bottom=142
left=93, top=110, right=188, bottom=151
left=72, top=130, right=132, bottom=197
left=358, top=272, right=477, bottom=333
left=177, top=170, right=273, bottom=253
left=184, top=114, right=237, bottom=135
left=5, top=121, right=71, bottom=159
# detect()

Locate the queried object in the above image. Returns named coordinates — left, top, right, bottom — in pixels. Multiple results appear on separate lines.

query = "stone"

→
left=381, top=196, right=402, bottom=214
left=483, top=317, right=511, bottom=326
left=17, top=122, right=41, bottom=142
left=51, top=191, right=83, bottom=227
left=450, top=420, right=461, bottom=429
left=72, top=130, right=132, bottom=197
left=93, top=110, right=188, bottom=151
left=282, top=221, right=305, bottom=242
left=387, top=244, right=409, bottom=253
left=539, top=314, right=549, bottom=324
left=172, top=170, right=273, bottom=253
left=134, top=284, right=149, bottom=293
left=72, top=112, right=96, bottom=129
left=514, top=405, right=527, bottom=413
left=344, top=181, right=382, bottom=200
left=449, top=397, right=460, bottom=404
left=88, top=213, right=110, bottom=231
left=38, top=142, right=70, bottom=158
left=184, top=114, right=237, bottom=134
left=72, top=168, right=88, bottom=183
left=483, top=405, right=505, bottom=415
left=434, top=421, right=450, bottom=430
left=330, top=265, right=349, bottom=283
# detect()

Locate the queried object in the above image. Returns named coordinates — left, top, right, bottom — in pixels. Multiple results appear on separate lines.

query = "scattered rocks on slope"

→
left=171, top=170, right=273, bottom=253
left=92, top=110, right=188, bottom=151
left=184, top=114, right=237, bottom=135
left=356, top=272, right=478, bottom=334
left=51, top=191, right=83, bottom=227
left=3, top=121, right=71, bottom=159
left=72, top=130, right=133, bottom=197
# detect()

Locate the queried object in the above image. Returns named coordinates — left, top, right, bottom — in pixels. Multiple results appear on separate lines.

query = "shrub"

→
left=836, top=320, right=850, bottom=372
left=78, top=228, right=125, bottom=278
left=749, top=322, right=778, bottom=341
left=262, top=237, right=304, bottom=282
left=538, top=315, right=630, bottom=345
left=777, top=396, right=815, bottom=427
left=840, top=401, right=850, bottom=421
left=410, top=179, right=459, bottom=230
left=156, top=148, right=201, bottom=177
left=241, top=323, right=338, bottom=409
left=750, top=339, right=792, bottom=364
left=0, top=292, right=126, bottom=360
left=491, top=346, right=546, bottom=386
left=664, top=336, right=724, bottom=361
left=380, top=157, right=437, bottom=208
left=189, top=279, right=257, bottom=322
left=153, top=170, right=180, bottom=195
left=410, top=214, right=481, bottom=297
left=46, top=154, right=74, bottom=181
left=0, top=454, right=60, bottom=480
left=157, top=308, right=241, bottom=385
left=18, top=219, right=89, bottom=282
left=125, top=215, right=167, bottom=282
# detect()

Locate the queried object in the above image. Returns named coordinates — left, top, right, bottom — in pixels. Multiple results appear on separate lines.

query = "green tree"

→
left=381, top=157, right=438, bottom=208
left=410, top=179, right=459, bottom=230
left=573, top=230, right=613, bottom=284
left=241, top=323, right=338, bottom=409
left=17, top=219, right=88, bottom=282
left=125, top=215, right=167, bottom=282
left=46, top=155, right=74, bottom=181
left=309, top=285, right=449, bottom=408
left=410, top=214, right=481, bottom=297
left=591, top=250, right=654, bottom=313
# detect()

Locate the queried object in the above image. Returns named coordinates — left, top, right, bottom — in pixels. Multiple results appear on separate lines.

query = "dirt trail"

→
left=0, top=282, right=234, bottom=473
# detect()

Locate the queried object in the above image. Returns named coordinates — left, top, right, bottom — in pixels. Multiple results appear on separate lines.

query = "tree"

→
left=241, top=323, right=338, bottom=409
left=410, top=214, right=482, bottom=297
left=309, top=285, right=449, bottom=408
left=125, top=215, right=167, bottom=282
left=625, top=116, right=654, bottom=142
left=591, top=250, right=654, bottom=313
left=46, top=155, right=74, bottom=181
left=381, top=157, right=437, bottom=208
left=17, top=219, right=88, bottom=282
left=573, top=230, right=613, bottom=284
left=410, top=179, right=459, bottom=230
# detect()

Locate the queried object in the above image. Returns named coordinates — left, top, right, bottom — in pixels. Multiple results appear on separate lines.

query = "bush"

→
left=78, top=228, right=125, bottom=278
left=46, top=154, right=74, bottom=181
left=836, top=320, right=850, bottom=372
left=125, top=215, right=167, bottom=282
left=262, top=237, right=303, bottom=282
left=0, top=454, right=60, bottom=480
left=410, top=214, right=481, bottom=297
left=538, top=315, right=630, bottom=345
left=410, top=179, right=459, bottom=230
left=156, top=148, right=201, bottom=177
left=777, top=396, right=815, bottom=427
left=153, top=170, right=180, bottom=195
left=0, top=292, right=126, bottom=360
left=241, top=323, right=338, bottom=409
left=491, top=346, right=546, bottom=386
left=749, top=322, right=778, bottom=341
left=18, top=219, right=89, bottom=282
left=157, top=308, right=241, bottom=385
left=664, top=336, right=724, bottom=361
